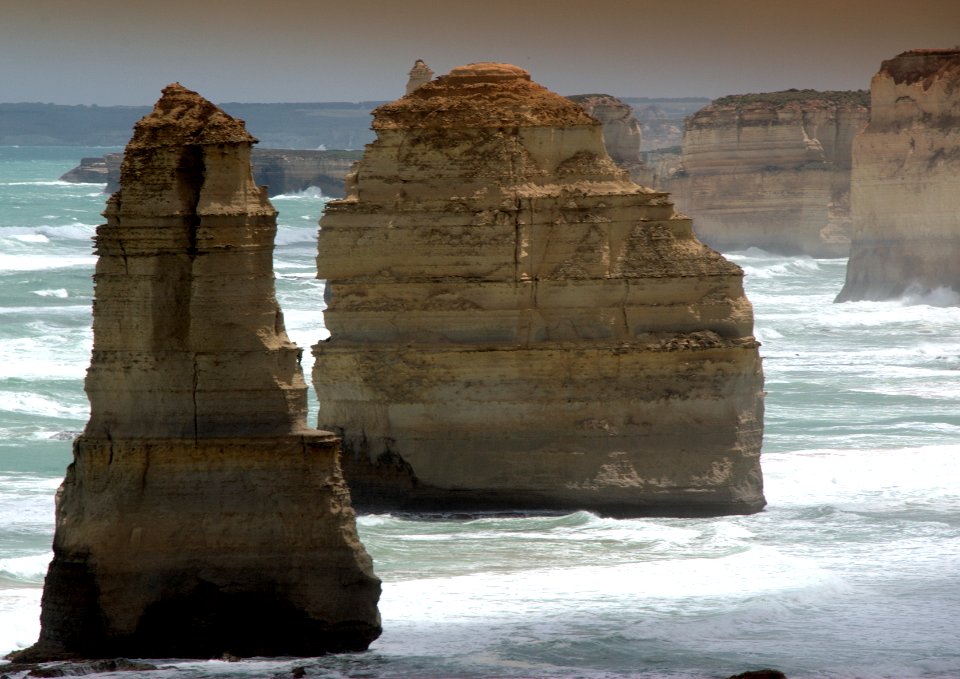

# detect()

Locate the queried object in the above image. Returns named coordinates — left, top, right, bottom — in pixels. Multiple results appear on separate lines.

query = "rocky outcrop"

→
left=58, top=156, right=110, bottom=183
left=15, top=84, right=381, bottom=662
left=313, top=63, right=765, bottom=517
left=836, top=49, right=960, bottom=302
left=62, top=149, right=360, bottom=196
left=664, top=90, right=869, bottom=256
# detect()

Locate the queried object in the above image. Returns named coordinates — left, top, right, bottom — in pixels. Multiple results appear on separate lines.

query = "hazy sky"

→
left=2, top=1, right=958, bottom=105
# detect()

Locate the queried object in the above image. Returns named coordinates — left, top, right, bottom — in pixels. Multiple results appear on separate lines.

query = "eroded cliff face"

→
left=837, top=49, right=960, bottom=302
left=18, top=84, right=381, bottom=661
left=313, top=63, right=765, bottom=517
left=664, top=91, right=869, bottom=256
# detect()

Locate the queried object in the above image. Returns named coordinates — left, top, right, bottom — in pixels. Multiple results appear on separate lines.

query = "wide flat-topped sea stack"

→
left=17, top=84, right=381, bottom=661
left=837, top=49, right=960, bottom=302
left=314, top=63, right=765, bottom=517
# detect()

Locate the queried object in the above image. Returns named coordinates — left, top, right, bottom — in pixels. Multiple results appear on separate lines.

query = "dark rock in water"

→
left=12, top=83, right=380, bottom=662
left=728, top=670, right=788, bottom=679
left=47, top=431, right=79, bottom=441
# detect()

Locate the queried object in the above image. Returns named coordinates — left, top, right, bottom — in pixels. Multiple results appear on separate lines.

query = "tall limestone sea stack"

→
left=837, top=49, right=960, bottom=302
left=313, top=63, right=765, bottom=517
left=16, top=84, right=381, bottom=661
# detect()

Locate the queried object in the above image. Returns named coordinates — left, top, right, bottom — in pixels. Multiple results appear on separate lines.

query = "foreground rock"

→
left=837, top=49, right=960, bottom=302
left=14, top=84, right=380, bottom=661
left=313, top=63, right=765, bottom=517
left=665, top=90, right=869, bottom=257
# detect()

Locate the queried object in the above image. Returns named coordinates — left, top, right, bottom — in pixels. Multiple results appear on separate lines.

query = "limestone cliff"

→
left=313, top=63, right=765, bottom=517
left=837, top=49, right=960, bottom=302
left=17, top=84, right=381, bottom=661
left=664, top=90, right=869, bottom=256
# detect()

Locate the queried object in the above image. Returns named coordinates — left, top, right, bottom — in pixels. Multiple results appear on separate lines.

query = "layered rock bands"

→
left=313, top=63, right=765, bottom=517
left=837, top=49, right=960, bottom=302
left=665, top=91, right=869, bottom=256
left=16, top=84, right=381, bottom=661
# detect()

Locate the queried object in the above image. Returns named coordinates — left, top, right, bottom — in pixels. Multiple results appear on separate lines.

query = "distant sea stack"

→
left=836, top=49, right=960, bottom=302
left=16, top=84, right=381, bottom=661
left=665, top=90, right=869, bottom=257
left=313, top=63, right=765, bottom=517
left=567, top=93, right=642, bottom=164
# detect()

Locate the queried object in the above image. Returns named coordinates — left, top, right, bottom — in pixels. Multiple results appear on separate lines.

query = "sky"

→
left=2, top=0, right=958, bottom=106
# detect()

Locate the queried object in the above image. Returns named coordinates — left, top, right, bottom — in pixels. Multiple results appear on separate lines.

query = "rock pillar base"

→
left=17, top=434, right=381, bottom=660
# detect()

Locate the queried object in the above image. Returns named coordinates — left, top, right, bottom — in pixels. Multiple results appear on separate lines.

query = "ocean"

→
left=1, top=146, right=958, bottom=679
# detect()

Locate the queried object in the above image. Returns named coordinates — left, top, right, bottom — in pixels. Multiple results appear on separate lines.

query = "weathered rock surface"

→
left=837, top=49, right=960, bottom=302
left=313, top=63, right=765, bottom=517
left=664, top=90, right=869, bottom=256
left=62, top=148, right=360, bottom=197
left=16, top=84, right=380, bottom=661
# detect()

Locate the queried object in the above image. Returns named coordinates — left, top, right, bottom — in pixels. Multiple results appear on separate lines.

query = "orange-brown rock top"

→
left=868, top=49, right=960, bottom=132
left=374, top=62, right=596, bottom=129
left=125, top=82, right=256, bottom=150
left=878, top=48, right=960, bottom=86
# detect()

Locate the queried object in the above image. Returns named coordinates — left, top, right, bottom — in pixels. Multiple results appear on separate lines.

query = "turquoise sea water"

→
left=1, top=147, right=959, bottom=678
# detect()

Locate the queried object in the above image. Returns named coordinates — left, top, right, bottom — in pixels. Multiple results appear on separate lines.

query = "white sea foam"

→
left=0, top=253, right=95, bottom=271
left=0, top=588, right=41, bottom=652
left=900, top=284, right=960, bottom=307
left=0, top=392, right=89, bottom=419
left=270, top=186, right=327, bottom=200
left=10, top=233, right=49, bottom=243
left=0, top=554, right=51, bottom=584
left=31, top=288, right=68, bottom=298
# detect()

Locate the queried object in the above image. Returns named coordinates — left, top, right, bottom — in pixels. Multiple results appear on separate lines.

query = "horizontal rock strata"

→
left=664, top=90, right=869, bottom=256
left=313, top=63, right=765, bottom=517
left=18, top=84, right=380, bottom=662
left=837, top=49, right=960, bottom=302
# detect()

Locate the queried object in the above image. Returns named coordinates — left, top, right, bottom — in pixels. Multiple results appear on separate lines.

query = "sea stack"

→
left=18, top=84, right=381, bottom=661
left=567, top=93, right=642, bottom=164
left=405, top=59, right=434, bottom=94
left=665, top=91, right=869, bottom=257
left=836, top=49, right=960, bottom=302
left=313, top=63, right=765, bottom=517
